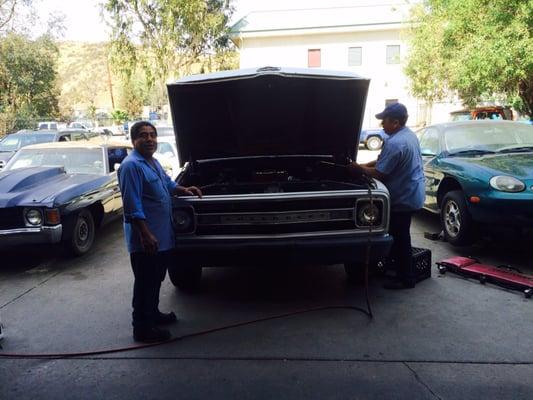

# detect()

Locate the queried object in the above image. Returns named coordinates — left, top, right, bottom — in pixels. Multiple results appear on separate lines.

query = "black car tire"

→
left=366, top=136, right=383, bottom=151
left=168, top=265, right=202, bottom=291
left=440, top=190, right=477, bottom=246
left=66, top=209, right=95, bottom=256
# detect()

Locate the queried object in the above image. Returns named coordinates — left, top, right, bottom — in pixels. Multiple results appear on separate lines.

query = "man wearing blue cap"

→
left=349, top=103, right=425, bottom=289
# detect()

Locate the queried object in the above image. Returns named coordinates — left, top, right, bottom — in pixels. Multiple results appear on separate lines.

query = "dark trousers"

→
left=388, top=211, right=415, bottom=284
left=130, top=251, right=171, bottom=329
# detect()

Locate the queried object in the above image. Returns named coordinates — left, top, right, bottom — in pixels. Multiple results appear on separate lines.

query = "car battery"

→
left=377, top=247, right=432, bottom=282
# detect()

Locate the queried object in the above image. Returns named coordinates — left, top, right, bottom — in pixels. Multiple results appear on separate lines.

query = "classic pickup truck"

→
left=166, top=67, right=393, bottom=290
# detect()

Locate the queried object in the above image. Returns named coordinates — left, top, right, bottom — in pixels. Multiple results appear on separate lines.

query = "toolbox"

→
left=378, top=247, right=432, bottom=282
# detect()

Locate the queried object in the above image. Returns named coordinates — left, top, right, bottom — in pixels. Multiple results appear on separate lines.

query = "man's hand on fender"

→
left=176, top=186, right=203, bottom=198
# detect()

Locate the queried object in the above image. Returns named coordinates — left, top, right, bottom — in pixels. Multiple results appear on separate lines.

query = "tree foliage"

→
left=0, top=33, right=60, bottom=133
left=103, top=0, right=235, bottom=85
left=405, top=0, right=533, bottom=116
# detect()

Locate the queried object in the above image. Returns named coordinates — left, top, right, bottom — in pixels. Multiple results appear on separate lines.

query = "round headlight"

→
left=173, top=209, right=194, bottom=233
left=357, top=203, right=380, bottom=226
left=25, top=208, right=43, bottom=226
left=489, top=176, right=525, bottom=192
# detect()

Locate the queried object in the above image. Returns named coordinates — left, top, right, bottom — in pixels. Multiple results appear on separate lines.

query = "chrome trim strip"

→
left=0, top=225, right=62, bottom=235
left=181, top=228, right=386, bottom=240
left=177, top=190, right=389, bottom=202
left=197, top=208, right=354, bottom=226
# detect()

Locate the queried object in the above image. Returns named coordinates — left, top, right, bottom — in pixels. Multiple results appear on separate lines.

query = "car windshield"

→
left=0, top=133, right=56, bottom=152
left=444, top=123, right=533, bottom=153
left=156, top=141, right=176, bottom=156
left=4, top=148, right=105, bottom=175
left=450, top=113, right=472, bottom=122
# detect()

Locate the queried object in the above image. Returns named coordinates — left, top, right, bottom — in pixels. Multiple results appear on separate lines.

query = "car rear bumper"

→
left=174, top=233, right=393, bottom=267
left=0, top=225, right=62, bottom=248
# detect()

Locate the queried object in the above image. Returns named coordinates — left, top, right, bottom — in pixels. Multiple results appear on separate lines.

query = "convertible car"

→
left=418, top=120, right=533, bottom=245
left=0, top=140, right=131, bottom=255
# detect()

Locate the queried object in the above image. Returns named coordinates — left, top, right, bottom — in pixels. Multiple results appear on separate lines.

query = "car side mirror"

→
left=113, top=163, right=121, bottom=172
left=421, top=148, right=436, bottom=157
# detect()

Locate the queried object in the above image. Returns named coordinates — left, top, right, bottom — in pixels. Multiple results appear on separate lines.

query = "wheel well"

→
left=366, top=135, right=382, bottom=141
left=437, top=178, right=463, bottom=207
left=88, top=202, right=104, bottom=227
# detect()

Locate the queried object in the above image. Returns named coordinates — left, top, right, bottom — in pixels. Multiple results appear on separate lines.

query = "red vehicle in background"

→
left=450, top=106, right=513, bottom=121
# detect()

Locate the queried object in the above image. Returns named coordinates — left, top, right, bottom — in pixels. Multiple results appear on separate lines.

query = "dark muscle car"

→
left=418, top=120, right=533, bottom=245
left=165, top=67, right=393, bottom=290
left=0, top=140, right=131, bottom=255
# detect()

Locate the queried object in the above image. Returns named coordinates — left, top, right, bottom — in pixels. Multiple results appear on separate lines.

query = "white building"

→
left=230, top=3, right=456, bottom=129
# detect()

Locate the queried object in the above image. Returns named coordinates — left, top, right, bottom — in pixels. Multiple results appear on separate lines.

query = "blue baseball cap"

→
left=375, top=103, right=408, bottom=120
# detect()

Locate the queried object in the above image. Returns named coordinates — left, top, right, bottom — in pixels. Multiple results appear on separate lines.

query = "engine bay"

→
left=178, top=156, right=374, bottom=195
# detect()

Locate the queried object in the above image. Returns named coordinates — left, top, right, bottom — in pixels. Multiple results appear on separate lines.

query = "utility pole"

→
left=106, top=59, right=115, bottom=110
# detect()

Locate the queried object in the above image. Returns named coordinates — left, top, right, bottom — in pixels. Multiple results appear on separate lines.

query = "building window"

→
left=386, top=45, right=400, bottom=64
left=308, top=49, right=321, bottom=68
left=348, top=47, right=362, bottom=66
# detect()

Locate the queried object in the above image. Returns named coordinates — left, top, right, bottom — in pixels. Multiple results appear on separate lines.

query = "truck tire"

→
left=168, top=265, right=202, bottom=291
left=366, top=136, right=383, bottom=151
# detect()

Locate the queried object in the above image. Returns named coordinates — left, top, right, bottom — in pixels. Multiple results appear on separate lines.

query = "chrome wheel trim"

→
left=444, top=200, right=461, bottom=238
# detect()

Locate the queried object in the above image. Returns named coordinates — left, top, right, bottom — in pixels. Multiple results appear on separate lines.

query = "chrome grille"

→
left=191, top=195, right=359, bottom=236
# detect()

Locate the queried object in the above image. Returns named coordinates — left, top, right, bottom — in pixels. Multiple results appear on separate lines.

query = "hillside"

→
left=57, top=41, right=116, bottom=115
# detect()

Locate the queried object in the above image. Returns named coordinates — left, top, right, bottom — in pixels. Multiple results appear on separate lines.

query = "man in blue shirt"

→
left=118, top=121, right=202, bottom=342
left=349, top=103, right=425, bottom=289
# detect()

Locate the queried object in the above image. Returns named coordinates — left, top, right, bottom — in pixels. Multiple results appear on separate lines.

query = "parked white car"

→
left=154, top=136, right=181, bottom=179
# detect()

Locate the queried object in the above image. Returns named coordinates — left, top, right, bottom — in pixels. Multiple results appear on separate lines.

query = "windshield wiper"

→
left=449, top=149, right=496, bottom=156
left=497, top=146, right=533, bottom=154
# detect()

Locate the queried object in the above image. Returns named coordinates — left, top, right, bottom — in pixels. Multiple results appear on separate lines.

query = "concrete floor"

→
left=1, top=152, right=533, bottom=399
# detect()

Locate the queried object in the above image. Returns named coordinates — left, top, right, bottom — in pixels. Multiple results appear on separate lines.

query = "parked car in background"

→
left=418, top=120, right=533, bottom=245
left=0, top=130, right=90, bottom=171
left=154, top=135, right=180, bottom=179
left=0, top=140, right=131, bottom=255
left=37, top=121, right=60, bottom=130
left=68, top=121, right=94, bottom=131
left=359, top=128, right=388, bottom=150
left=164, top=67, right=393, bottom=290
left=449, top=106, right=513, bottom=122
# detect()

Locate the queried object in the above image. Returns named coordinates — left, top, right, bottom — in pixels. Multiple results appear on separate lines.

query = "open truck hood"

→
left=167, top=67, right=369, bottom=166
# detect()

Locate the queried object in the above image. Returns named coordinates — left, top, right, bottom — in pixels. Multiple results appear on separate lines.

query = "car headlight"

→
left=172, top=207, right=195, bottom=234
left=355, top=200, right=383, bottom=227
left=489, top=176, right=525, bottom=192
left=24, top=208, right=43, bottom=226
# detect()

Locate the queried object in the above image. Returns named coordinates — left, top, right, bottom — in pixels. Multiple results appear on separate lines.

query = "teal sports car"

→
left=417, top=120, right=533, bottom=246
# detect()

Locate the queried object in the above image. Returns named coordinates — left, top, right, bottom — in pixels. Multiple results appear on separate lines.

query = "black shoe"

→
left=156, top=311, right=178, bottom=325
left=133, top=327, right=171, bottom=343
left=383, top=279, right=416, bottom=290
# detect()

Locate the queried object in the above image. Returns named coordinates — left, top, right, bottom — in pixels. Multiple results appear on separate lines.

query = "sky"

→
left=32, top=0, right=396, bottom=42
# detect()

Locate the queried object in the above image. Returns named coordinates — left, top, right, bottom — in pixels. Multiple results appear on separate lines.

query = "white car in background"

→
left=154, top=134, right=181, bottom=179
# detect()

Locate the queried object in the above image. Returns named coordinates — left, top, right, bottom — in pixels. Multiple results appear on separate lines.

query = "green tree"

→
left=405, top=0, right=533, bottom=117
left=0, top=33, right=60, bottom=133
left=111, top=109, right=129, bottom=124
left=103, top=0, right=235, bottom=85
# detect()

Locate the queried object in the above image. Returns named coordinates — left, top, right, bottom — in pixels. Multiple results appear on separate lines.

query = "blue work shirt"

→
left=375, top=126, right=425, bottom=212
left=118, top=149, right=178, bottom=253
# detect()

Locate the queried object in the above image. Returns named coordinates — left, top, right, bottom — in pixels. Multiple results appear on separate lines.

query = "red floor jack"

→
left=437, top=256, right=533, bottom=298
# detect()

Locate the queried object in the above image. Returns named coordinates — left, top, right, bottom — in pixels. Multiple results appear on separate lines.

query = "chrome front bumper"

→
left=0, top=225, right=63, bottom=248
